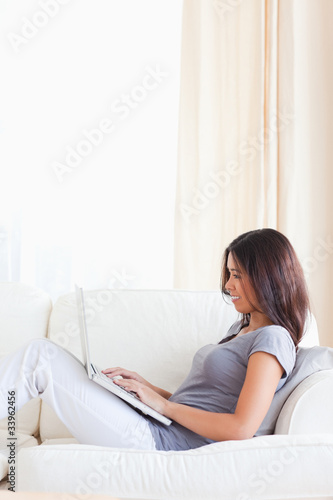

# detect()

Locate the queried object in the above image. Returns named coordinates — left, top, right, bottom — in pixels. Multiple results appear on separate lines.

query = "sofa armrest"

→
left=275, top=369, right=333, bottom=435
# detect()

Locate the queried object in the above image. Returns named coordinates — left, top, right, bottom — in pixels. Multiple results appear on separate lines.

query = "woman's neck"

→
left=241, top=313, right=274, bottom=334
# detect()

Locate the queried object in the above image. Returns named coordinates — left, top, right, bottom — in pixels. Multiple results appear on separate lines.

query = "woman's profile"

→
left=0, top=228, right=310, bottom=451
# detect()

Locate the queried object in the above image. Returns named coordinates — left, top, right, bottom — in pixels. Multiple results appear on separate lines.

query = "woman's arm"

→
left=165, top=351, right=284, bottom=440
left=115, top=351, right=284, bottom=441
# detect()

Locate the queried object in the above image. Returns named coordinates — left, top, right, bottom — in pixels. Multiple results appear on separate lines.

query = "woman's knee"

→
left=23, top=338, right=65, bottom=365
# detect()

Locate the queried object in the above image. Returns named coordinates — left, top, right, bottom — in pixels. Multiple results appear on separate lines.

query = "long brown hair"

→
left=221, top=228, right=310, bottom=347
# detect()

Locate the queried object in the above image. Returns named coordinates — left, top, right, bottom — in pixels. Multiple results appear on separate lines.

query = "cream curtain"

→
left=174, top=0, right=333, bottom=347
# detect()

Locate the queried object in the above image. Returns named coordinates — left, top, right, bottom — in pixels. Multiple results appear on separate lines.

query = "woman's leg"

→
left=0, top=338, right=156, bottom=450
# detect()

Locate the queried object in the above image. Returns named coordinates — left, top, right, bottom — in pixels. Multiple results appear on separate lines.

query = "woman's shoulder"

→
left=249, top=324, right=296, bottom=358
left=221, top=322, right=295, bottom=353
left=249, top=324, right=297, bottom=382
left=254, top=324, right=294, bottom=342
left=225, top=322, right=292, bottom=340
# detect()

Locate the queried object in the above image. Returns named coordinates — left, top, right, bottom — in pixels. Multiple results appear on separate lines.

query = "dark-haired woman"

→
left=0, top=229, right=310, bottom=451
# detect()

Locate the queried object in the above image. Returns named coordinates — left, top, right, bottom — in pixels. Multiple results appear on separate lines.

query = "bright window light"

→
left=0, top=0, right=183, bottom=301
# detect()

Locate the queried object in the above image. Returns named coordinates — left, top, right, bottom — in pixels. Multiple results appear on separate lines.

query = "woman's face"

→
left=225, top=252, right=259, bottom=315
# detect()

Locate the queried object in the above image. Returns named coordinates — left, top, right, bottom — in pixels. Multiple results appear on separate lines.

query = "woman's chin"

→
left=232, top=303, right=249, bottom=315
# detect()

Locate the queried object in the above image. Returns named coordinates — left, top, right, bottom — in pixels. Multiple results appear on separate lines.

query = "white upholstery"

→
left=275, top=369, right=333, bottom=434
left=0, top=432, right=39, bottom=481
left=0, top=454, right=7, bottom=483
left=40, top=289, right=240, bottom=441
left=0, top=282, right=52, bottom=357
left=17, top=435, right=333, bottom=499
left=0, top=283, right=332, bottom=499
left=0, top=282, right=52, bottom=477
left=47, top=289, right=240, bottom=390
left=259, top=345, right=333, bottom=435
left=0, top=493, right=118, bottom=499
left=40, top=290, right=320, bottom=442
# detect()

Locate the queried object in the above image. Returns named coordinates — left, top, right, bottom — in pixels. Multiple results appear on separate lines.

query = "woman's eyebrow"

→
left=227, top=267, right=242, bottom=273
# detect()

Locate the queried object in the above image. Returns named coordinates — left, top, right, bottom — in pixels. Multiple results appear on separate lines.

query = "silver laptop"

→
left=75, top=285, right=172, bottom=426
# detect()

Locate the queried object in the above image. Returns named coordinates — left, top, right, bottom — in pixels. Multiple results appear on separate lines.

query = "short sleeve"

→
left=248, top=326, right=296, bottom=388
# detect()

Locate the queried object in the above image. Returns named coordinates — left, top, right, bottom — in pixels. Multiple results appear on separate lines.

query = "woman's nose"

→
left=225, top=277, right=234, bottom=290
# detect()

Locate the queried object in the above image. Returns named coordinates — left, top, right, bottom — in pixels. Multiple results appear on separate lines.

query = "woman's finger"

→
left=102, top=367, right=124, bottom=374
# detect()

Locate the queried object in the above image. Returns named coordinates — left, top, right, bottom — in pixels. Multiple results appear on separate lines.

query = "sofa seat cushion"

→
left=0, top=494, right=119, bottom=500
left=17, top=434, right=333, bottom=499
left=41, top=438, right=79, bottom=446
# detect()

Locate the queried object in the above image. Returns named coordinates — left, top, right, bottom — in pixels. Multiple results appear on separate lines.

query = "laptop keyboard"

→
left=93, top=365, right=140, bottom=400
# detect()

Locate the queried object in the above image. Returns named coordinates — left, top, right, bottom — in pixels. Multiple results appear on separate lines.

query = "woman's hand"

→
left=101, top=367, right=173, bottom=400
left=101, top=367, right=150, bottom=387
left=112, top=377, right=169, bottom=415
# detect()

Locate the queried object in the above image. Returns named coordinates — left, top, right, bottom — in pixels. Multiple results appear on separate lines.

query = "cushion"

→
left=47, top=289, right=239, bottom=391
left=40, top=289, right=319, bottom=442
left=40, top=438, right=79, bottom=446
left=0, top=282, right=51, bottom=356
left=0, top=494, right=118, bottom=499
left=17, top=435, right=333, bottom=498
left=275, top=368, right=333, bottom=434
left=0, top=282, right=52, bottom=437
left=258, top=345, right=333, bottom=435
left=0, top=399, right=41, bottom=438
left=40, top=289, right=239, bottom=441
left=39, top=403, right=74, bottom=443
left=0, top=431, right=39, bottom=480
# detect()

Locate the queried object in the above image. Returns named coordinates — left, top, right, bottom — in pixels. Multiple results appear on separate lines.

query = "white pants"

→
left=0, top=339, right=156, bottom=450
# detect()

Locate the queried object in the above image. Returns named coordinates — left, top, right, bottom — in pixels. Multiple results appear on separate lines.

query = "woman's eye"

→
left=233, top=274, right=240, bottom=279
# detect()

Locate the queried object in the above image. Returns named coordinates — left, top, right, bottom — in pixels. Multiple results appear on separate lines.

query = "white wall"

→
left=0, top=0, right=183, bottom=301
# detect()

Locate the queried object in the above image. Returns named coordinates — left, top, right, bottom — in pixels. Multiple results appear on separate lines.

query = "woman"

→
left=0, top=228, right=309, bottom=451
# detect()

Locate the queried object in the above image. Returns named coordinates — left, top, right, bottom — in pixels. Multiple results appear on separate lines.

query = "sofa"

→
left=0, top=282, right=333, bottom=499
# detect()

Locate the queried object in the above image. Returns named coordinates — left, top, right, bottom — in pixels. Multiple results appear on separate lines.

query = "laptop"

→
left=75, top=285, right=172, bottom=426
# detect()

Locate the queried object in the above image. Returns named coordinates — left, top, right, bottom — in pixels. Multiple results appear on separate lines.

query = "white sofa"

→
left=1, top=282, right=333, bottom=499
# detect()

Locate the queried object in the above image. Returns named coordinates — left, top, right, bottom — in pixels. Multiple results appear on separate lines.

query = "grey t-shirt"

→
left=147, top=322, right=296, bottom=451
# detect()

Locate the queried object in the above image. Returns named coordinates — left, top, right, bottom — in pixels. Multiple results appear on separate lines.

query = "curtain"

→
left=174, top=0, right=333, bottom=347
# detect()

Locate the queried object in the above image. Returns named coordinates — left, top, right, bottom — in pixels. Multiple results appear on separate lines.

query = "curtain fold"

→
left=174, top=0, right=333, bottom=347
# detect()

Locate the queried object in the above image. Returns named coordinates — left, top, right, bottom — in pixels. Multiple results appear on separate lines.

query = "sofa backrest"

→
left=0, top=282, right=52, bottom=437
left=48, top=289, right=239, bottom=388
left=0, top=282, right=51, bottom=357
left=39, top=288, right=319, bottom=442
left=40, top=289, right=239, bottom=440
